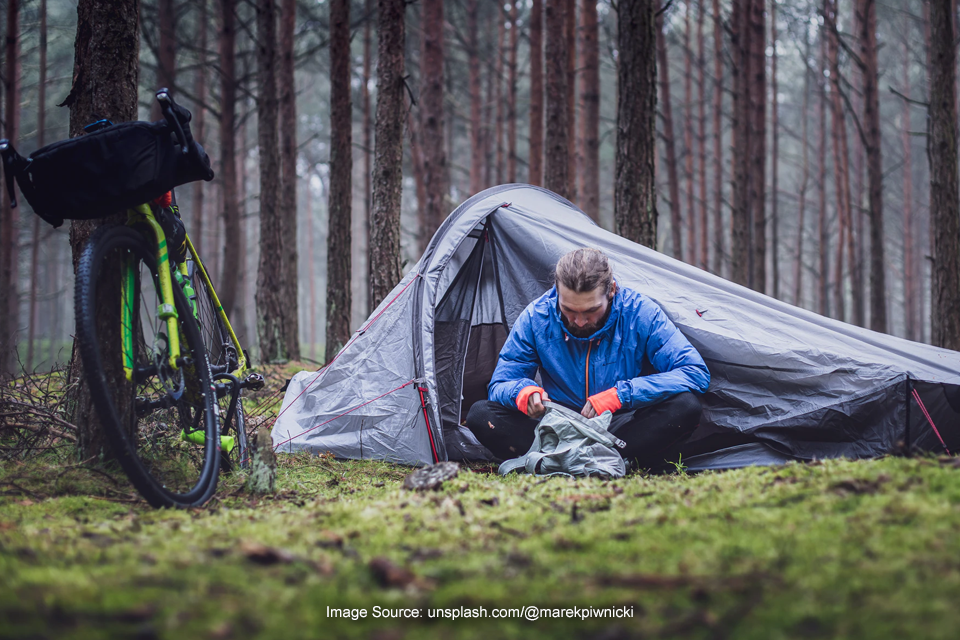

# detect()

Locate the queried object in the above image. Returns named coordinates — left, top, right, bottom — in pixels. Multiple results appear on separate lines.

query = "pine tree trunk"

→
left=826, top=0, right=850, bottom=321
left=306, top=180, right=316, bottom=359
left=494, top=8, right=505, bottom=185
left=27, top=0, right=47, bottom=370
left=362, top=0, right=374, bottom=316
left=0, top=0, right=19, bottom=376
left=529, top=0, right=544, bottom=186
left=697, top=0, right=708, bottom=271
left=794, top=27, right=811, bottom=308
left=218, top=0, right=241, bottom=319
left=730, top=0, right=749, bottom=286
left=326, top=0, right=351, bottom=362
left=468, top=0, right=483, bottom=194
left=770, top=0, right=779, bottom=298
left=614, top=0, right=656, bottom=247
left=255, top=0, right=287, bottom=362
left=507, top=2, right=519, bottom=183
left=408, top=108, right=427, bottom=237
left=420, top=0, right=447, bottom=248
left=152, top=0, right=176, bottom=122
left=544, top=0, right=569, bottom=198
left=656, top=4, right=682, bottom=259
left=565, top=0, right=577, bottom=203
left=928, top=0, right=960, bottom=350
left=578, top=0, right=599, bottom=222
left=818, top=29, right=829, bottom=317
left=747, top=0, right=766, bottom=293
left=191, top=0, right=206, bottom=267
left=711, top=0, right=724, bottom=275
left=279, top=0, right=300, bottom=359
left=369, top=0, right=405, bottom=308
left=683, top=3, right=696, bottom=264
left=62, top=0, right=140, bottom=457
left=901, top=37, right=917, bottom=342
left=858, top=0, right=886, bottom=332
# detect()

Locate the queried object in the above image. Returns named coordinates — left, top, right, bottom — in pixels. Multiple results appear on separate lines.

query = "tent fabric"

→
left=272, top=184, right=960, bottom=470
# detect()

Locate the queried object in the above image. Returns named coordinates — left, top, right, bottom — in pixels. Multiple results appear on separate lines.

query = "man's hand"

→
left=526, top=390, right=550, bottom=419
left=581, top=401, right=598, bottom=419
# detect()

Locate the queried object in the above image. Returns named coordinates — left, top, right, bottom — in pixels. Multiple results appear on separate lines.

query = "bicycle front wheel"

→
left=75, top=225, right=220, bottom=508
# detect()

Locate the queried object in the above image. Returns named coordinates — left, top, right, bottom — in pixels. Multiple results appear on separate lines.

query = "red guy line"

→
left=418, top=386, right=440, bottom=463
left=912, top=388, right=950, bottom=455
left=269, top=273, right=422, bottom=428
left=273, top=380, right=417, bottom=451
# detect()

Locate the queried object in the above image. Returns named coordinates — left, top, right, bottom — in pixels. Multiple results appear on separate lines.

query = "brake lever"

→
left=156, top=88, right=189, bottom=155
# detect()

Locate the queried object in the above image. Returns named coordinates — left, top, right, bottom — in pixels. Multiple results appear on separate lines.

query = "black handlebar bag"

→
left=1, top=117, right=214, bottom=228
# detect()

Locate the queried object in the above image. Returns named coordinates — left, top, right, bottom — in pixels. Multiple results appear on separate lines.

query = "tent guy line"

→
left=912, top=387, right=948, bottom=455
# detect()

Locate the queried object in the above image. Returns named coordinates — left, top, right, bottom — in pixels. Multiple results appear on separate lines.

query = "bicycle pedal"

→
left=240, top=373, right=265, bottom=391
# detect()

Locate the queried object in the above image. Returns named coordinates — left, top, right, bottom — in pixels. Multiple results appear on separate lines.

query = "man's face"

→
left=557, top=283, right=613, bottom=338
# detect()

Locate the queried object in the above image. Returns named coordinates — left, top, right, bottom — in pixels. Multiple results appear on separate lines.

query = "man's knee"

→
left=669, top=391, right=703, bottom=429
left=465, top=400, right=500, bottom=434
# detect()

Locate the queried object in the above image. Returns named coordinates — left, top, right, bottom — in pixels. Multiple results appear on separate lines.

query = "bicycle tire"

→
left=75, top=224, right=220, bottom=508
left=187, top=260, right=250, bottom=471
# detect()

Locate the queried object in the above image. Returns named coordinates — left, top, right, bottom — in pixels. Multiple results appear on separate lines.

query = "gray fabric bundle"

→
left=498, top=402, right=627, bottom=477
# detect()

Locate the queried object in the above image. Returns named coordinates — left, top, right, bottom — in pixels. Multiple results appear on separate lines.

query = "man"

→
left=466, top=248, right=709, bottom=471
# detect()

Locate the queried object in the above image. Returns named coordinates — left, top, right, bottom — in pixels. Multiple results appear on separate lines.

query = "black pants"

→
left=465, top=392, right=702, bottom=472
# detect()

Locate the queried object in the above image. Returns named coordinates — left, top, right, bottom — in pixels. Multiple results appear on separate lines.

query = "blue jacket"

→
left=488, top=285, right=710, bottom=412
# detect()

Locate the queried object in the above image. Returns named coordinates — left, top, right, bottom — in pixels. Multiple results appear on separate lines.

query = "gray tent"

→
left=272, top=184, right=960, bottom=469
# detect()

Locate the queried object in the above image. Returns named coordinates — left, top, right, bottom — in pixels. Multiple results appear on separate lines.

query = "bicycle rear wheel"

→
left=75, top=225, right=220, bottom=508
left=186, top=260, right=249, bottom=472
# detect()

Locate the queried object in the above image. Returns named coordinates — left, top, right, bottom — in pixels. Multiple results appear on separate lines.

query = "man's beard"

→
left=560, top=302, right=612, bottom=338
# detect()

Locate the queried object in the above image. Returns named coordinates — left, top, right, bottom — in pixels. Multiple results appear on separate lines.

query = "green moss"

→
left=2, top=455, right=960, bottom=638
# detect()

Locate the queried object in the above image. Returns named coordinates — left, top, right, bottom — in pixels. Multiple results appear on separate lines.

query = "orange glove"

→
left=516, top=385, right=546, bottom=414
left=588, top=388, right=622, bottom=415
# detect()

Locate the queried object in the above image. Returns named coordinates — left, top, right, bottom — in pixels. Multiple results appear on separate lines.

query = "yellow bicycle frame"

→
left=120, top=203, right=246, bottom=382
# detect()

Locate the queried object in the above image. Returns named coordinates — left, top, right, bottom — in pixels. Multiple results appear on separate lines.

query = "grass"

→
left=2, top=450, right=960, bottom=639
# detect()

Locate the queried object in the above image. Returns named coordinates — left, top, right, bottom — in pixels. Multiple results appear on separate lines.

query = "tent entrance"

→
left=434, top=223, right=509, bottom=460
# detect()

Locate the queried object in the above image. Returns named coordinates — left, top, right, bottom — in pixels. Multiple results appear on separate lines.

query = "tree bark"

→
left=770, top=0, right=779, bottom=298
left=63, top=0, right=140, bottom=457
left=191, top=0, right=206, bottom=275
left=326, top=0, right=351, bottom=362
left=578, top=0, right=599, bottom=221
left=826, top=0, right=851, bottom=321
left=529, top=0, right=543, bottom=187
left=818, top=28, right=829, bottom=317
left=27, top=0, right=47, bottom=370
left=730, top=0, right=749, bottom=286
left=279, top=0, right=299, bottom=359
left=656, top=4, right=682, bottom=258
left=794, top=26, right=811, bottom=308
left=565, top=0, right=577, bottom=203
left=152, top=0, right=176, bottom=122
left=747, top=0, right=766, bottom=293
left=369, top=0, right=405, bottom=308
left=901, top=37, right=917, bottom=342
left=614, top=0, right=657, bottom=247
left=362, top=0, right=374, bottom=316
left=255, top=0, right=287, bottom=362
left=507, top=1, right=519, bottom=183
left=218, top=0, right=241, bottom=319
left=697, top=0, right=708, bottom=270
left=0, top=0, right=20, bottom=376
left=928, top=0, right=960, bottom=350
left=468, top=0, right=483, bottom=193
left=494, top=6, right=505, bottom=185
left=683, top=2, right=696, bottom=264
left=858, top=0, right=886, bottom=332
left=420, top=0, right=447, bottom=250
left=711, top=0, right=723, bottom=275
left=544, top=0, right=568, bottom=198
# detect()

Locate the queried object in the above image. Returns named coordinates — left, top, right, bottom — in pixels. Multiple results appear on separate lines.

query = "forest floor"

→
left=3, top=365, right=960, bottom=638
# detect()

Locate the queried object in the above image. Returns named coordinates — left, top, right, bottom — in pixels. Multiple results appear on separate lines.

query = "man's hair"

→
left=555, top=248, right=614, bottom=295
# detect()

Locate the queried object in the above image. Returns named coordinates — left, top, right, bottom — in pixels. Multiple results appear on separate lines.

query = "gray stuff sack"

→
left=498, top=401, right=627, bottom=478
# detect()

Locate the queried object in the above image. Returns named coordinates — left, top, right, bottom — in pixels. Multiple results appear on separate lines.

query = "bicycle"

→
left=0, top=89, right=263, bottom=508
